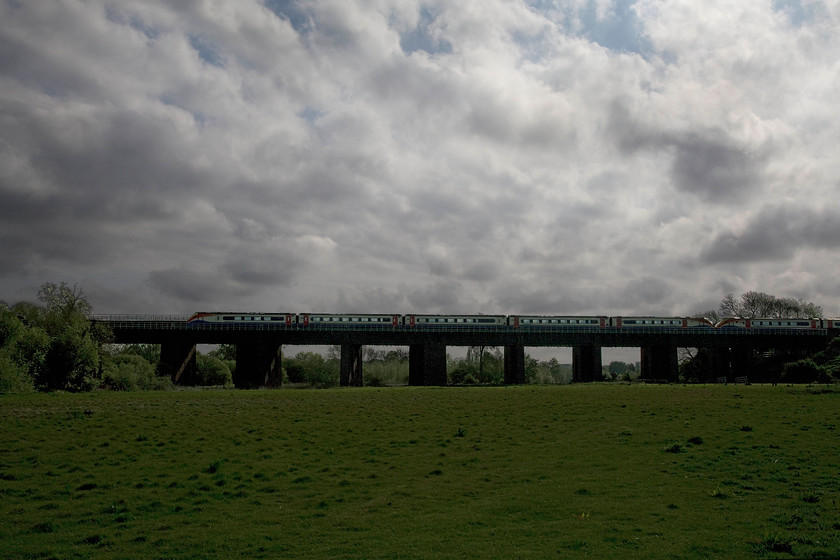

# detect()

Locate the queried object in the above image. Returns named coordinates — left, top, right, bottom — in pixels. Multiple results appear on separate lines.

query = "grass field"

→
left=2, top=385, right=840, bottom=559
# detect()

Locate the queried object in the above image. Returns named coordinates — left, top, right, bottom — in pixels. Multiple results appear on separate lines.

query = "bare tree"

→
left=716, top=291, right=822, bottom=318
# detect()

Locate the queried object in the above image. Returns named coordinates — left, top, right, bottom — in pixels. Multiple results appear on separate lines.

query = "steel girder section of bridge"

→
left=100, top=322, right=835, bottom=349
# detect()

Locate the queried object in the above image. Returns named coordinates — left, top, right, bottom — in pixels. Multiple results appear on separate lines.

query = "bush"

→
left=0, top=351, right=35, bottom=394
left=449, top=363, right=476, bottom=385
left=284, top=352, right=338, bottom=388
left=306, top=363, right=338, bottom=389
left=285, top=362, right=306, bottom=384
left=782, top=358, right=820, bottom=384
left=102, top=354, right=172, bottom=391
left=196, top=354, right=233, bottom=386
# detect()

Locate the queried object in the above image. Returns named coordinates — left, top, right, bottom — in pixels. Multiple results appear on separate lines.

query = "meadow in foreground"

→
left=1, top=385, right=839, bottom=559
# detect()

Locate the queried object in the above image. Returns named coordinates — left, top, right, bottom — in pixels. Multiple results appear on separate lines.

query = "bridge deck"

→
left=92, top=316, right=832, bottom=348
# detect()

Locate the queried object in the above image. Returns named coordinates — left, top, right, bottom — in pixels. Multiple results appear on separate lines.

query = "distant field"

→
left=2, top=385, right=840, bottom=559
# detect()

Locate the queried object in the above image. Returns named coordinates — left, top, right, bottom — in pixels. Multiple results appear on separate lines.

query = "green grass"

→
left=2, top=385, right=840, bottom=559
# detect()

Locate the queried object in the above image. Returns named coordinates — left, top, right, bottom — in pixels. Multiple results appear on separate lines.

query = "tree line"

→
left=0, top=282, right=234, bottom=393
left=2, top=285, right=838, bottom=393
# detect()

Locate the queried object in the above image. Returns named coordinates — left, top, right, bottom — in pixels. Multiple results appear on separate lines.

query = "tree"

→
left=4, top=282, right=109, bottom=391
left=37, top=282, right=91, bottom=314
left=465, top=346, right=503, bottom=384
left=608, top=361, right=629, bottom=380
left=33, top=283, right=105, bottom=391
left=524, top=354, right=539, bottom=383
left=208, top=344, right=236, bottom=362
left=717, top=291, right=823, bottom=318
left=0, top=304, right=49, bottom=393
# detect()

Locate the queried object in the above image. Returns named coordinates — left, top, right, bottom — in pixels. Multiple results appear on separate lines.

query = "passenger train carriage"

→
left=715, top=318, right=821, bottom=329
left=186, top=312, right=295, bottom=326
left=509, top=316, right=607, bottom=328
left=299, top=314, right=400, bottom=328
left=405, top=315, right=506, bottom=328
left=611, top=317, right=714, bottom=328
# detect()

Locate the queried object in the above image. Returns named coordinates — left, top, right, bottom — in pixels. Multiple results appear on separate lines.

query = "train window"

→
left=223, top=316, right=234, bottom=321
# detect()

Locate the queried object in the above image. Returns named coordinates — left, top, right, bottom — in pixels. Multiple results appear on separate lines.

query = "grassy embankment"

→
left=2, top=385, right=839, bottom=559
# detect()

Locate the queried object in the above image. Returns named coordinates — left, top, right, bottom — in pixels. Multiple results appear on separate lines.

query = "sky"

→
left=2, top=0, right=839, bottom=319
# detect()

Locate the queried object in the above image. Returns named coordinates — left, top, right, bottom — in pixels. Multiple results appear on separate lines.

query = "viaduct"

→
left=93, top=316, right=835, bottom=388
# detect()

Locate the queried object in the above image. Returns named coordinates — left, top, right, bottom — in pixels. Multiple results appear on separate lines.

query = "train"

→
left=186, top=312, right=840, bottom=330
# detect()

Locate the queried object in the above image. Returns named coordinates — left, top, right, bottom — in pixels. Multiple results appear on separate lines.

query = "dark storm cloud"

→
left=0, top=101, right=212, bottom=219
left=607, top=102, right=763, bottom=202
left=146, top=267, right=234, bottom=304
left=669, top=133, right=762, bottom=202
left=406, top=279, right=468, bottom=312
left=0, top=95, right=221, bottom=276
left=618, top=276, right=673, bottom=312
left=495, top=286, right=600, bottom=315
left=700, top=206, right=840, bottom=265
left=223, top=247, right=301, bottom=287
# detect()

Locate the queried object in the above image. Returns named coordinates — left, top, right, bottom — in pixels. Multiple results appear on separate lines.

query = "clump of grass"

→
left=711, top=487, right=729, bottom=499
left=455, top=427, right=466, bottom=438
left=663, top=442, right=684, bottom=453
left=31, top=522, right=58, bottom=534
left=687, top=436, right=704, bottom=445
left=752, top=533, right=793, bottom=554
left=740, top=425, right=753, bottom=432
left=69, top=409, right=91, bottom=420
left=802, top=493, right=820, bottom=503
left=81, top=534, right=103, bottom=545
left=202, top=460, right=223, bottom=474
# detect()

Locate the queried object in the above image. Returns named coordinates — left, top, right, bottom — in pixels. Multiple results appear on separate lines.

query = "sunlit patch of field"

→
left=2, top=385, right=839, bottom=559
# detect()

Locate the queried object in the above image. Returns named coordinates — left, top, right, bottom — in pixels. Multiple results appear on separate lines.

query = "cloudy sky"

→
left=2, top=0, right=839, bottom=318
